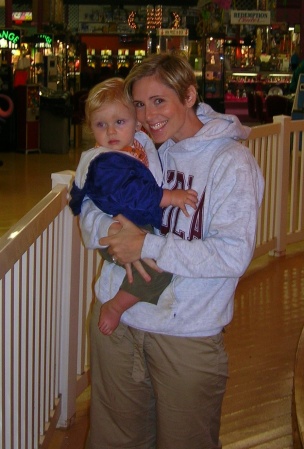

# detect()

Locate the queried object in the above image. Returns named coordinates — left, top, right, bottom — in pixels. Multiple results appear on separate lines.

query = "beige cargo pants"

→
left=87, top=300, right=228, bottom=449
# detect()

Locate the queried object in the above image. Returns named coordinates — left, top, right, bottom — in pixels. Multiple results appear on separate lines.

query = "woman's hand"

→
left=100, top=214, right=146, bottom=265
left=102, top=215, right=162, bottom=282
left=108, top=220, right=122, bottom=236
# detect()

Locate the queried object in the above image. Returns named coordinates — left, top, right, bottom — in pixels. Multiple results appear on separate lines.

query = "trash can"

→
left=40, top=91, right=72, bottom=153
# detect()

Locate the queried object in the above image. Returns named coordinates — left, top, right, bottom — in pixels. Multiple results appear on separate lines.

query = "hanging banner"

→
left=230, top=10, right=271, bottom=25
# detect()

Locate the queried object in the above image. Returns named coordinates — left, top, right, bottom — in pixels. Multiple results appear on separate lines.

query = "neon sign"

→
left=34, top=34, right=53, bottom=48
left=0, top=29, right=20, bottom=49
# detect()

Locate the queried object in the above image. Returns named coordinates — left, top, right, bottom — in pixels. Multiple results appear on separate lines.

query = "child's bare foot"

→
left=98, top=300, right=122, bottom=335
left=98, top=291, right=139, bottom=335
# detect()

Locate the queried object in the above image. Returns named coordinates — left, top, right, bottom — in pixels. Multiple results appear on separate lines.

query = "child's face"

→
left=91, top=101, right=140, bottom=150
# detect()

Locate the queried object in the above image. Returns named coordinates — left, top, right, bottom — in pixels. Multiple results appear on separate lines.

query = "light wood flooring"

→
left=1, top=131, right=304, bottom=449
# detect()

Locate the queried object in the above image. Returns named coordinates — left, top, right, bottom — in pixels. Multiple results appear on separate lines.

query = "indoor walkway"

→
left=0, top=132, right=303, bottom=449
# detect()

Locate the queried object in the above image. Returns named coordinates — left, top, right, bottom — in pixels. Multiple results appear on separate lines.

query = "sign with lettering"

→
left=0, top=29, right=20, bottom=49
left=34, top=34, right=53, bottom=48
left=157, top=28, right=189, bottom=37
left=230, top=10, right=271, bottom=25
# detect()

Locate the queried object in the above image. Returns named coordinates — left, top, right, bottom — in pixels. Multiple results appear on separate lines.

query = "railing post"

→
left=272, top=116, right=291, bottom=256
left=51, top=171, right=81, bottom=428
left=51, top=170, right=75, bottom=191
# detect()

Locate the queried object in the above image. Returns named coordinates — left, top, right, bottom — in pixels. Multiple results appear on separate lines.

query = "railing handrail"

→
left=0, top=184, right=67, bottom=278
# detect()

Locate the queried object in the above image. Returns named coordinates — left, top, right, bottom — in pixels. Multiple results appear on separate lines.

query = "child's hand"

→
left=171, top=189, right=198, bottom=217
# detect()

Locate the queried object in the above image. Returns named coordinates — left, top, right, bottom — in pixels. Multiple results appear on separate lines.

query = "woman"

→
left=80, top=53, right=264, bottom=449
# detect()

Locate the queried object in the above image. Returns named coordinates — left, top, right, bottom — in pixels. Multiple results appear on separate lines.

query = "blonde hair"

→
left=125, top=53, right=199, bottom=108
left=85, top=77, right=135, bottom=129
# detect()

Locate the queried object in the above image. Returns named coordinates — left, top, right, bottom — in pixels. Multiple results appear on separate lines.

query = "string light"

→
left=128, top=11, right=137, bottom=30
left=154, top=5, right=162, bottom=28
left=146, top=5, right=155, bottom=31
left=172, top=12, right=180, bottom=29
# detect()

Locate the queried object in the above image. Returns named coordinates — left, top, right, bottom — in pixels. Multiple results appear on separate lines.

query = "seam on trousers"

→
left=131, top=329, right=146, bottom=382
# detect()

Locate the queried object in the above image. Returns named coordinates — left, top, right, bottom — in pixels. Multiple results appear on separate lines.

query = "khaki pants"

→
left=88, top=300, right=228, bottom=449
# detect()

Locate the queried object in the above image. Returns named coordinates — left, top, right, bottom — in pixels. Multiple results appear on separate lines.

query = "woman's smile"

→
left=149, top=120, right=168, bottom=131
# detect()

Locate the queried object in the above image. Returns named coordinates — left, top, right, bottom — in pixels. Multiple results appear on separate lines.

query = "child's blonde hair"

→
left=85, top=77, right=135, bottom=129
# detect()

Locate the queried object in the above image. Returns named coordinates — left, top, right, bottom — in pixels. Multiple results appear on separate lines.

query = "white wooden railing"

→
left=245, top=115, right=304, bottom=256
left=0, top=115, right=303, bottom=449
left=0, top=172, right=102, bottom=449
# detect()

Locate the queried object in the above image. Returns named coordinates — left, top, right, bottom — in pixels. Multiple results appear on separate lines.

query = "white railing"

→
left=0, top=172, right=101, bottom=449
left=0, top=115, right=303, bottom=449
left=245, top=115, right=304, bottom=257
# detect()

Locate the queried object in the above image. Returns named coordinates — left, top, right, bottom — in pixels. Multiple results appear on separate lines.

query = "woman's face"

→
left=131, top=75, right=201, bottom=144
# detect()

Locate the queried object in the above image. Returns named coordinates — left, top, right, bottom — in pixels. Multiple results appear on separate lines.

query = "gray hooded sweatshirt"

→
left=79, top=103, right=264, bottom=337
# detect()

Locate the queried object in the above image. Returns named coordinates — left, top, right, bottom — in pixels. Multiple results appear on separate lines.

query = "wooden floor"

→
left=1, top=131, right=304, bottom=449
left=0, top=130, right=95, bottom=237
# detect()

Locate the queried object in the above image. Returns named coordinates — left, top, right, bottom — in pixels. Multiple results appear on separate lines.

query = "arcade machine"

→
left=87, top=48, right=96, bottom=69
left=101, top=49, right=113, bottom=68
left=34, top=34, right=57, bottom=89
left=156, top=28, right=189, bottom=55
left=14, top=83, right=40, bottom=153
left=134, top=50, right=146, bottom=65
left=117, top=49, right=130, bottom=70
left=44, top=55, right=57, bottom=90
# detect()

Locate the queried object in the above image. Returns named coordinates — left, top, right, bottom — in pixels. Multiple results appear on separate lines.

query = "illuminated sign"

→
left=34, top=34, right=53, bottom=48
left=12, top=12, right=32, bottom=21
left=156, top=28, right=189, bottom=36
left=230, top=10, right=271, bottom=25
left=0, top=29, right=20, bottom=49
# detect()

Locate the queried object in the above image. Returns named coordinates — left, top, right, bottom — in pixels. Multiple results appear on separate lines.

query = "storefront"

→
left=0, top=1, right=302, bottom=121
left=193, top=4, right=299, bottom=117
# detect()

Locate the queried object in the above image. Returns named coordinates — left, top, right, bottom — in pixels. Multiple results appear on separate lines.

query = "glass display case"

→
left=156, top=28, right=189, bottom=56
left=224, top=40, right=256, bottom=70
left=202, top=33, right=225, bottom=113
left=225, top=71, right=292, bottom=97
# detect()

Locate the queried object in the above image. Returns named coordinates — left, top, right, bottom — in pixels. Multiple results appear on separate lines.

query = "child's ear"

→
left=135, top=121, right=142, bottom=131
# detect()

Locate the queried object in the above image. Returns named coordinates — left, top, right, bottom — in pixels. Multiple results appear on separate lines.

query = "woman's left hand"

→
left=99, top=214, right=146, bottom=265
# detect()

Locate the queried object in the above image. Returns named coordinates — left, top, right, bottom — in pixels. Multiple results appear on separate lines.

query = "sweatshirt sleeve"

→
left=79, top=198, right=115, bottom=249
left=141, top=150, right=264, bottom=279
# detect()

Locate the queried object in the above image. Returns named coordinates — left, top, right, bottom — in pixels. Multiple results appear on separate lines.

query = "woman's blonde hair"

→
left=124, top=53, right=199, bottom=108
left=85, top=77, right=135, bottom=128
